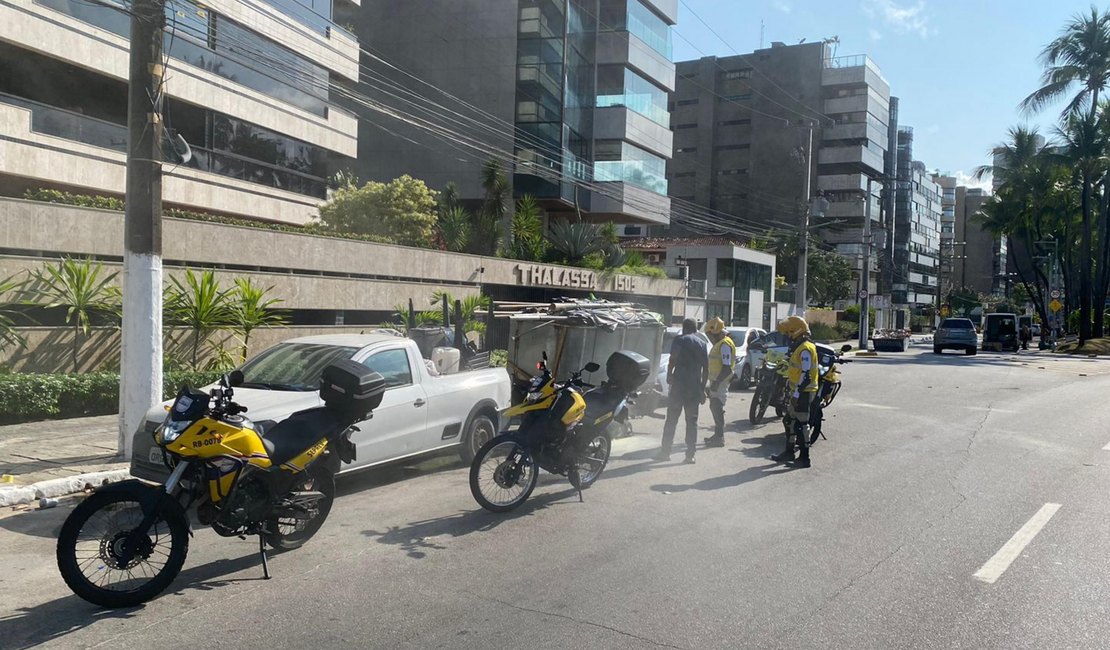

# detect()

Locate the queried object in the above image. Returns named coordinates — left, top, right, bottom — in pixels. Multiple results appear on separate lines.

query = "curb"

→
left=0, top=469, right=132, bottom=507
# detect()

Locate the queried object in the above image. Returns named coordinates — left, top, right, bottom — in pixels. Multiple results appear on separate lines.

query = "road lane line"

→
left=1103, top=441, right=1110, bottom=451
left=973, top=503, right=1062, bottom=584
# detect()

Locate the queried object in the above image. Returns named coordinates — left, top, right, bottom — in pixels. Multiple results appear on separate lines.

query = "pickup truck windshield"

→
left=238, top=343, right=359, bottom=391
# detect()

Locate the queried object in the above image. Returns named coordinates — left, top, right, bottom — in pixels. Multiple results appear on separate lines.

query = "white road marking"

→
left=841, top=402, right=899, bottom=410
left=973, top=503, right=1062, bottom=584
left=1102, top=440, right=1110, bottom=451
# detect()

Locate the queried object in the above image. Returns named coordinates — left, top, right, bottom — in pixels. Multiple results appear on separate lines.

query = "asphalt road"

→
left=2, top=344, right=1109, bottom=649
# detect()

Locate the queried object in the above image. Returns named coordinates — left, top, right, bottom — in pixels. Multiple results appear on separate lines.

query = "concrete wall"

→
left=1, top=325, right=377, bottom=373
left=0, top=196, right=684, bottom=311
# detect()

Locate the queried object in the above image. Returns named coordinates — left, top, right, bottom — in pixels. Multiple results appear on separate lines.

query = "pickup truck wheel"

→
left=460, top=414, right=496, bottom=464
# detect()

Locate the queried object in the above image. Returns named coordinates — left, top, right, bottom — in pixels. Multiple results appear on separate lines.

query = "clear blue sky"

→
left=672, top=0, right=1096, bottom=190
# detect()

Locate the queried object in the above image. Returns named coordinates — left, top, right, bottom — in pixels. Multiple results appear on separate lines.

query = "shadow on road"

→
left=649, top=461, right=793, bottom=495
left=362, top=487, right=579, bottom=559
left=0, top=552, right=263, bottom=650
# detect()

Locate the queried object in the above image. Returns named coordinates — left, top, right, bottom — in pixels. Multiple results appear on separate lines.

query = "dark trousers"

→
left=661, top=392, right=700, bottom=457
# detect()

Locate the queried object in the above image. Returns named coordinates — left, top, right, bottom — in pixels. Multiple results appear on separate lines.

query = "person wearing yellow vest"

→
left=702, top=317, right=736, bottom=448
left=771, top=315, right=819, bottom=468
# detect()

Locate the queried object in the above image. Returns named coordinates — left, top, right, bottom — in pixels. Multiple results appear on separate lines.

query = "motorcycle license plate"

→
left=149, top=447, right=164, bottom=464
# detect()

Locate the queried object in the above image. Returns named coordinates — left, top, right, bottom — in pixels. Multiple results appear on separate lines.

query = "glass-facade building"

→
left=512, top=0, right=676, bottom=223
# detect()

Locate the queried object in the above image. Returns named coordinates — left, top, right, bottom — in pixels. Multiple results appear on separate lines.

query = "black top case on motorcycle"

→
left=320, top=360, right=387, bottom=421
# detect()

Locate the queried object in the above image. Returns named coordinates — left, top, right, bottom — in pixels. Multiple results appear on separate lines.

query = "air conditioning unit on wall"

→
left=646, top=252, right=662, bottom=264
left=618, top=224, right=644, bottom=237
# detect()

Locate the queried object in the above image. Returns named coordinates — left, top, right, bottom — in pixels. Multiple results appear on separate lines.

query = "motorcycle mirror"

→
left=583, top=362, right=600, bottom=373
left=228, top=369, right=245, bottom=387
left=840, top=344, right=853, bottom=353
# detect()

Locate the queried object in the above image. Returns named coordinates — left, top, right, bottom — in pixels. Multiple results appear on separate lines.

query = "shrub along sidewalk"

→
left=0, top=370, right=223, bottom=425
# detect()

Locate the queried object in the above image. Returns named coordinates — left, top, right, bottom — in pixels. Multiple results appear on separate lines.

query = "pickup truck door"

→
left=349, top=345, right=429, bottom=467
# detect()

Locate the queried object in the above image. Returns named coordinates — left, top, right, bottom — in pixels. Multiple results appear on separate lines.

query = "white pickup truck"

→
left=130, top=333, right=511, bottom=482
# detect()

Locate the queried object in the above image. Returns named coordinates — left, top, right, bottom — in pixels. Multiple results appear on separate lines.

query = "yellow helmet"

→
left=704, top=317, right=726, bottom=335
left=776, top=315, right=811, bottom=339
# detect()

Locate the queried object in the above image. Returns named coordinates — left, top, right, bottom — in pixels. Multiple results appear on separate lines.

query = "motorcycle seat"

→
left=262, top=407, right=348, bottom=466
left=583, top=385, right=626, bottom=421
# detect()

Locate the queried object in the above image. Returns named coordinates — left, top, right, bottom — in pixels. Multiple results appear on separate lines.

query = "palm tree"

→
left=1055, top=111, right=1105, bottom=341
left=30, top=257, right=120, bottom=372
left=166, top=269, right=233, bottom=370
left=1021, top=7, right=1110, bottom=119
left=228, top=278, right=287, bottom=362
left=508, top=195, right=546, bottom=261
left=471, top=158, right=508, bottom=256
left=973, top=126, right=1048, bottom=189
left=438, top=206, right=472, bottom=253
left=0, top=272, right=27, bottom=352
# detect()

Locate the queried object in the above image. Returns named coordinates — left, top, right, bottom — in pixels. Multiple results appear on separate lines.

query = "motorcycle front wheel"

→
left=470, top=435, right=539, bottom=513
left=266, top=461, right=336, bottom=551
left=56, top=490, right=189, bottom=608
left=749, top=383, right=772, bottom=425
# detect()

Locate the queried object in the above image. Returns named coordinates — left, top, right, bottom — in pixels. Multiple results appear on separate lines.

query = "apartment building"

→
left=893, top=127, right=941, bottom=306
left=932, top=173, right=958, bottom=300
left=351, top=0, right=677, bottom=225
left=954, top=186, right=1005, bottom=296
left=668, top=41, right=892, bottom=292
left=0, top=0, right=361, bottom=223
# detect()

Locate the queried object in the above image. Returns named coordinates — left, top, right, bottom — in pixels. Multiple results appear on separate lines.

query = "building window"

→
left=596, top=65, right=670, bottom=127
left=714, top=144, right=751, bottom=151
left=594, top=139, right=668, bottom=194
left=674, top=123, right=698, bottom=129
left=717, top=169, right=748, bottom=176
left=721, top=68, right=753, bottom=80
left=717, top=119, right=752, bottom=126
left=676, top=147, right=697, bottom=153
left=676, top=98, right=699, bottom=107
left=720, top=93, right=752, bottom=102
left=671, top=172, right=696, bottom=178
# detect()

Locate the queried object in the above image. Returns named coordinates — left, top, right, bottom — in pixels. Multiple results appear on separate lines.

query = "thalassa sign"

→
left=515, top=264, right=598, bottom=289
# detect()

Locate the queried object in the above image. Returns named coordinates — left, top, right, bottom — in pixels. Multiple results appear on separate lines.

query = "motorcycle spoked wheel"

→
left=749, top=383, right=773, bottom=425
left=265, top=462, right=336, bottom=551
left=56, top=490, right=190, bottom=608
left=569, top=432, right=612, bottom=490
left=470, top=435, right=539, bottom=513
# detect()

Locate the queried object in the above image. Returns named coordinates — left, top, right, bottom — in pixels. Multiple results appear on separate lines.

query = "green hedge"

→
left=0, top=370, right=225, bottom=424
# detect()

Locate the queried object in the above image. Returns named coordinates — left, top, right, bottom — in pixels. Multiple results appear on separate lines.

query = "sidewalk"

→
left=0, top=415, right=130, bottom=507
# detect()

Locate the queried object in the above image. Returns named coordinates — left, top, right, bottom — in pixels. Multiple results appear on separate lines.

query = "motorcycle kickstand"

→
left=258, top=534, right=271, bottom=580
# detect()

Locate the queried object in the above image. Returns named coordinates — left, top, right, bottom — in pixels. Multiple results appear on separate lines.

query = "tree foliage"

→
left=227, top=278, right=287, bottom=362
left=166, top=269, right=234, bottom=371
left=807, top=247, right=854, bottom=307
left=318, top=174, right=439, bottom=247
left=507, top=195, right=547, bottom=261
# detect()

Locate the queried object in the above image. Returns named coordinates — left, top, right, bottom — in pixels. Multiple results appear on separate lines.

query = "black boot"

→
left=793, top=453, right=811, bottom=468
left=771, top=447, right=795, bottom=463
left=704, top=435, right=724, bottom=448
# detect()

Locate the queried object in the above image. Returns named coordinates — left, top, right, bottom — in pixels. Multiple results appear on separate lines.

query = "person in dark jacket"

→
left=655, top=318, right=709, bottom=464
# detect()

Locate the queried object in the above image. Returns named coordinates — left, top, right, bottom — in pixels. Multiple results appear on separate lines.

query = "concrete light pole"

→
left=796, top=122, right=814, bottom=316
left=859, top=176, right=873, bottom=351
left=119, top=0, right=165, bottom=460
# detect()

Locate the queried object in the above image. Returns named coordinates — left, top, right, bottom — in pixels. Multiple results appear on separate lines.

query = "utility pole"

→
left=859, top=176, right=873, bottom=351
left=796, top=122, right=814, bottom=316
left=119, top=0, right=165, bottom=460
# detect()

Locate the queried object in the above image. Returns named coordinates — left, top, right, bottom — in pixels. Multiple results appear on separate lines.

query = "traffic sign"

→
left=1050, top=289, right=1061, bottom=299
left=858, top=289, right=869, bottom=300
left=1049, top=299, right=1063, bottom=313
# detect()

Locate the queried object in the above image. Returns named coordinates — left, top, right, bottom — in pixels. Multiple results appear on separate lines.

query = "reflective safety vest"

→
left=709, top=336, right=736, bottom=379
left=787, top=340, right=819, bottom=392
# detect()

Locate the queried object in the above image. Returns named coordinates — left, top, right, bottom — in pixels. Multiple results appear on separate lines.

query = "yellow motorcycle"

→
left=56, top=361, right=384, bottom=608
left=469, top=350, right=649, bottom=512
